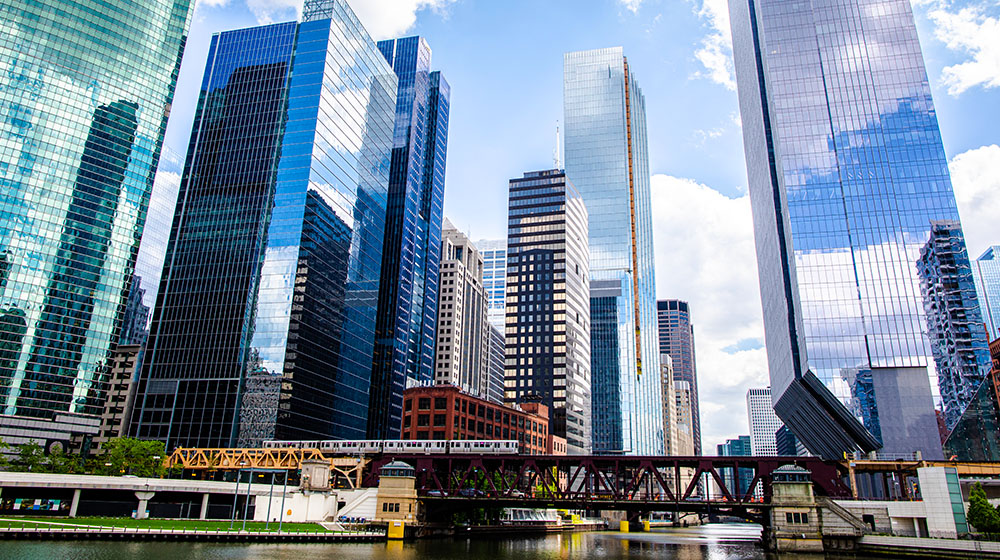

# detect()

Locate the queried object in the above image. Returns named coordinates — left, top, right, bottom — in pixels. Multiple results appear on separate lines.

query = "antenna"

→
left=553, top=121, right=562, bottom=169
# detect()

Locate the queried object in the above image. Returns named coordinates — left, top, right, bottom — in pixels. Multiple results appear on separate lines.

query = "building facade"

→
left=657, top=300, right=702, bottom=455
left=0, top=1, right=193, bottom=446
left=747, top=387, right=782, bottom=456
left=400, top=385, right=557, bottom=454
left=477, top=239, right=508, bottom=331
left=730, top=0, right=968, bottom=459
left=673, top=379, right=696, bottom=456
left=945, top=337, right=1000, bottom=461
left=717, top=436, right=754, bottom=497
left=487, top=325, right=505, bottom=404
left=660, top=354, right=678, bottom=456
left=434, top=221, right=489, bottom=398
left=504, top=169, right=591, bottom=454
left=368, top=36, right=450, bottom=440
left=564, top=48, right=662, bottom=455
left=917, top=222, right=992, bottom=430
left=131, top=1, right=398, bottom=448
left=93, top=345, right=142, bottom=451
left=974, top=246, right=1000, bottom=341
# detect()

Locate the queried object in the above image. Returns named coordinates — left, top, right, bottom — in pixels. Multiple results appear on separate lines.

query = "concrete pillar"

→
left=200, top=493, right=210, bottom=520
left=69, top=489, right=82, bottom=518
left=135, top=491, right=155, bottom=520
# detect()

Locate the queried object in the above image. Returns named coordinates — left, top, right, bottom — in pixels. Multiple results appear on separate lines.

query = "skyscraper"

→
left=505, top=169, right=591, bottom=454
left=918, top=222, right=992, bottom=430
left=130, top=0, right=398, bottom=448
left=730, top=0, right=969, bottom=459
left=973, top=246, right=1000, bottom=341
left=433, top=221, right=489, bottom=398
left=486, top=325, right=505, bottom=404
left=657, top=300, right=702, bottom=454
left=747, top=387, right=782, bottom=456
left=368, top=36, right=450, bottom=440
left=477, top=240, right=508, bottom=330
left=945, top=337, right=1000, bottom=461
left=564, top=48, right=662, bottom=455
left=717, top=436, right=754, bottom=497
left=0, top=1, right=193, bottom=447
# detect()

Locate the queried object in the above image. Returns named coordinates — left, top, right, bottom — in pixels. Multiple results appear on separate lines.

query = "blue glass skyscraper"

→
left=974, top=246, right=1000, bottom=341
left=564, top=48, right=662, bottom=455
left=367, top=37, right=450, bottom=440
left=730, top=0, right=973, bottom=459
left=130, top=0, right=397, bottom=448
left=0, top=1, right=193, bottom=447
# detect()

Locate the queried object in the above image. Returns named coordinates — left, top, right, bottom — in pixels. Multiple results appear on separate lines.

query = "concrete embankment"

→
left=857, top=535, right=1000, bottom=559
left=0, top=526, right=384, bottom=543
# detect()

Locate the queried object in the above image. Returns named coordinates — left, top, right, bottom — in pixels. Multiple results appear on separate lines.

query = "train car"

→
left=448, top=440, right=518, bottom=455
left=383, top=440, right=448, bottom=454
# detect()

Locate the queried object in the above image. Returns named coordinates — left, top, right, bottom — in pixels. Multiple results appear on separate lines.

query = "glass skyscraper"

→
left=477, top=239, right=508, bottom=331
left=657, top=300, right=702, bottom=455
left=730, top=0, right=972, bottom=459
left=564, top=48, right=662, bottom=455
left=368, top=37, right=450, bottom=440
left=974, top=246, right=1000, bottom=342
left=130, top=0, right=398, bottom=448
left=0, top=1, right=193, bottom=445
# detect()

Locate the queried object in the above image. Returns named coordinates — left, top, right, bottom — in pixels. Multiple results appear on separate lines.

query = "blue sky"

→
left=153, top=0, right=1000, bottom=452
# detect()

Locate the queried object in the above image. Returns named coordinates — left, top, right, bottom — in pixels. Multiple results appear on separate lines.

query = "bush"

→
left=967, top=483, right=1000, bottom=534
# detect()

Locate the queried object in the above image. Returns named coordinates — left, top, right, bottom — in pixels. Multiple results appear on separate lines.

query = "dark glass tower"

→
left=368, top=37, right=450, bottom=440
left=130, top=1, right=398, bottom=449
left=657, top=300, right=702, bottom=455
left=730, top=0, right=972, bottom=459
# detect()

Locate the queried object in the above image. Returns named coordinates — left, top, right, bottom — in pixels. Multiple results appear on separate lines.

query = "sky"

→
left=150, top=0, right=1000, bottom=454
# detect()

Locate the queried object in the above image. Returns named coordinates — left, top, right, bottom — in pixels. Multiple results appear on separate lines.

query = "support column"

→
left=200, top=493, right=210, bottom=520
left=69, top=489, right=82, bottom=518
left=135, top=491, right=155, bottom=520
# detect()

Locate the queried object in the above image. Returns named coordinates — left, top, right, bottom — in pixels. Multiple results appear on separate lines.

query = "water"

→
left=0, top=524, right=834, bottom=559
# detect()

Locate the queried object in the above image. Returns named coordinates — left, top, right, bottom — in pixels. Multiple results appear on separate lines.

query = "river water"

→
left=1, top=524, right=840, bottom=559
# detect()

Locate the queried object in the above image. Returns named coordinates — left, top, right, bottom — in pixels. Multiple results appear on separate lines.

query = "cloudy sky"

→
left=151, top=0, right=1000, bottom=453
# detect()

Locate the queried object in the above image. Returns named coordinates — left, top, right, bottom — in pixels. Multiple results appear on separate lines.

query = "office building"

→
left=400, top=385, right=562, bottom=454
left=368, top=36, right=450, bottom=440
left=0, top=1, right=193, bottom=448
left=564, top=48, right=662, bottom=455
left=730, top=0, right=970, bottom=459
left=974, top=246, right=1000, bottom=341
left=478, top=240, right=508, bottom=330
left=433, top=221, right=489, bottom=398
left=775, top=425, right=807, bottom=456
left=657, top=300, right=702, bottom=454
left=660, top=354, right=677, bottom=456
left=131, top=1, right=398, bottom=448
left=673, top=379, right=696, bottom=456
left=486, top=325, right=505, bottom=404
left=504, top=169, right=591, bottom=454
left=945, top=337, right=1000, bottom=461
left=93, top=345, right=142, bottom=451
left=717, top=436, right=754, bottom=497
left=918, top=222, right=992, bottom=430
left=747, top=387, right=782, bottom=456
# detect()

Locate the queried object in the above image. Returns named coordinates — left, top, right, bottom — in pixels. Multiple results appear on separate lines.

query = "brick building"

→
left=401, top=385, right=563, bottom=454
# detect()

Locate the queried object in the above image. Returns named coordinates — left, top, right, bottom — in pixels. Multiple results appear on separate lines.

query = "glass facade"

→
left=131, top=1, right=397, bottom=448
left=973, top=246, right=1000, bottom=341
left=505, top=170, right=591, bottom=454
left=657, top=300, right=702, bottom=454
left=730, top=0, right=969, bottom=459
left=564, top=48, right=662, bottom=455
left=717, top=436, right=754, bottom=497
left=476, top=239, right=508, bottom=331
left=368, top=37, right=449, bottom=440
left=0, top=1, right=193, bottom=425
left=944, top=339, right=1000, bottom=461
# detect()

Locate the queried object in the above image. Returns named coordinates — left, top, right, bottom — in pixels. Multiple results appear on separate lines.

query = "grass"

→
left=0, top=516, right=336, bottom=533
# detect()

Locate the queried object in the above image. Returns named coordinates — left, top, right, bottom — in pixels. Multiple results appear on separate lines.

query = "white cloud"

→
left=246, top=0, right=301, bottom=24
left=650, top=174, right=767, bottom=452
left=949, top=144, right=1000, bottom=258
left=927, top=5, right=1000, bottom=95
left=346, top=0, right=457, bottom=40
left=692, top=0, right=736, bottom=90
left=619, top=0, right=643, bottom=13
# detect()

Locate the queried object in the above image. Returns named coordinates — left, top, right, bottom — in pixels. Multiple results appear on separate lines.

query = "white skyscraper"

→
left=476, top=239, right=508, bottom=331
left=747, top=387, right=782, bottom=456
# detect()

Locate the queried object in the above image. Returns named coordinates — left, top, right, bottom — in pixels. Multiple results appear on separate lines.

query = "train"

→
left=262, top=439, right=519, bottom=455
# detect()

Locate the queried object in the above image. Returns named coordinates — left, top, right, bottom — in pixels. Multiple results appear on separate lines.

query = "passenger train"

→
left=262, top=439, right=519, bottom=455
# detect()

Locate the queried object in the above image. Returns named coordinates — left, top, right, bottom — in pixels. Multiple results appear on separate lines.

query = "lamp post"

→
left=230, top=461, right=246, bottom=530
left=241, top=466, right=254, bottom=531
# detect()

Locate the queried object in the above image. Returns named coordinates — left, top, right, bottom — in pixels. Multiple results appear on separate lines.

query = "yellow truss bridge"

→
left=165, top=447, right=369, bottom=488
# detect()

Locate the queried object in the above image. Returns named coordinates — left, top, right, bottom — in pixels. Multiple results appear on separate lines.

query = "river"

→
left=1, top=524, right=839, bottom=559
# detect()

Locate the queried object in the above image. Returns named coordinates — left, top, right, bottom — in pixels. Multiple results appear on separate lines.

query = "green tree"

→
left=967, top=483, right=1000, bottom=534
left=11, top=440, right=48, bottom=472
left=0, top=438, right=10, bottom=469
left=91, top=437, right=167, bottom=478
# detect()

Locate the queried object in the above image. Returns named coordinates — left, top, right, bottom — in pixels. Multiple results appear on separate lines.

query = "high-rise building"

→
left=945, top=337, right=1000, bottom=461
left=717, top=436, right=754, bottom=497
left=0, top=1, right=194, bottom=448
left=974, top=246, right=1000, bottom=341
left=564, top=48, right=662, bottom=455
left=918, top=222, right=992, bottom=430
left=93, top=345, right=142, bottom=451
left=730, top=0, right=970, bottom=459
left=130, top=1, right=398, bottom=448
left=504, top=169, right=591, bottom=454
left=433, top=221, right=489, bottom=398
left=746, top=387, right=782, bottom=456
left=477, top=240, right=508, bottom=330
left=368, top=36, right=450, bottom=440
left=486, top=325, right=505, bottom=404
left=657, top=300, right=702, bottom=455
left=673, top=379, right=696, bottom=455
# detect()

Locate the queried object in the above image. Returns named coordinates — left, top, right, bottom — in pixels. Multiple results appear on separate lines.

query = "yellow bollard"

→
left=642, top=519, right=650, bottom=532
left=388, top=520, right=405, bottom=540
left=619, top=520, right=630, bottom=533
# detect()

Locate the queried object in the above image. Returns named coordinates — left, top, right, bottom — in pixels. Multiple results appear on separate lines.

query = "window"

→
left=434, top=397, right=447, bottom=409
left=417, top=414, right=429, bottom=426
left=434, top=414, right=446, bottom=427
left=418, top=398, right=431, bottom=410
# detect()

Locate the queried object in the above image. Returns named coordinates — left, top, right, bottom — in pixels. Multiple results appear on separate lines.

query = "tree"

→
left=91, top=437, right=167, bottom=478
left=967, top=483, right=1000, bottom=534
left=0, top=438, right=9, bottom=469
left=10, top=440, right=48, bottom=473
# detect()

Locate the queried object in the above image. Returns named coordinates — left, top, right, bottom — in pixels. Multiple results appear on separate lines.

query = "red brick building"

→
left=401, top=385, right=565, bottom=455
